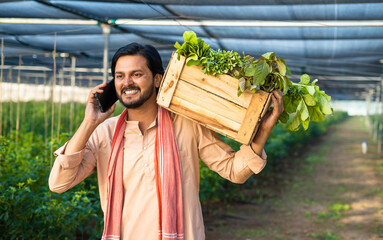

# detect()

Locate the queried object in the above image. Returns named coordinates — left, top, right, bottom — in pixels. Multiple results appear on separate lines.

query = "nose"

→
left=122, top=76, right=134, bottom=86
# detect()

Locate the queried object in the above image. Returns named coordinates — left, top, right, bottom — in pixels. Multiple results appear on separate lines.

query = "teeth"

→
left=124, top=90, right=138, bottom=95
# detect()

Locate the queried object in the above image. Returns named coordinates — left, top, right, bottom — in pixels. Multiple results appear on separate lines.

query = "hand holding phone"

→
left=95, top=79, right=118, bottom=113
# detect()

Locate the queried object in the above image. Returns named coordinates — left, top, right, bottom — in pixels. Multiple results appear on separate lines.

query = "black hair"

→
left=111, top=42, right=164, bottom=78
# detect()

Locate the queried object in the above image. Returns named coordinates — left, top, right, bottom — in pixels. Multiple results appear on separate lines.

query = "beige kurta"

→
left=49, top=113, right=267, bottom=240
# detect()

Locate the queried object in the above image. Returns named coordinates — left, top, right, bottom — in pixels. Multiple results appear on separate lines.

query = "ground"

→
left=204, top=116, right=383, bottom=240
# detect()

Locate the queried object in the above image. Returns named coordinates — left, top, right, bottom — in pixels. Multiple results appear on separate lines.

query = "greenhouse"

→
left=1, top=0, right=383, bottom=239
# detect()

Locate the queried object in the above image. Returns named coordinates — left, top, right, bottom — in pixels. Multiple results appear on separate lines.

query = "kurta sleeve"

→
left=196, top=123, right=267, bottom=184
left=48, top=140, right=98, bottom=193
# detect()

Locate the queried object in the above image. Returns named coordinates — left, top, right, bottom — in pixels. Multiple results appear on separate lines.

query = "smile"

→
left=123, top=89, right=139, bottom=95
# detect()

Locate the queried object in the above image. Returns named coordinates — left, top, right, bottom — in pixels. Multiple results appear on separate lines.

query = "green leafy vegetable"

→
left=174, top=31, right=210, bottom=66
left=174, top=30, right=333, bottom=131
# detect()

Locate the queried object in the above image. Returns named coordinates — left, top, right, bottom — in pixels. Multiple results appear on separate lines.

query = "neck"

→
left=126, top=94, right=158, bottom=133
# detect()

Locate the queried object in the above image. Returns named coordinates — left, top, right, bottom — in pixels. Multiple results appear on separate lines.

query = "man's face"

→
left=114, top=55, right=159, bottom=109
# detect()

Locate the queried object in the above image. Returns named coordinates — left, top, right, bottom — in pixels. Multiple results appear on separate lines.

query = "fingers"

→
left=96, top=81, right=108, bottom=89
left=88, top=82, right=107, bottom=102
left=271, top=90, right=284, bottom=114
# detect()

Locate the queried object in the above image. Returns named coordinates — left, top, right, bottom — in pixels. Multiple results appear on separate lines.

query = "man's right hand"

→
left=63, top=82, right=116, bottom=155
left=84, top=81, right=116, bottom=127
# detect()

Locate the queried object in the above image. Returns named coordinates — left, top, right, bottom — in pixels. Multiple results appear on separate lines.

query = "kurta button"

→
left=144, top=163, right=148, bottom=167
left=143, top=146, right=147, bottom=150
left=138, top=133, right=142, bottom=136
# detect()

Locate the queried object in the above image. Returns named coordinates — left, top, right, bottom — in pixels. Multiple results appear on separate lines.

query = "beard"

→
left=117, top=82, right=155, bottom=109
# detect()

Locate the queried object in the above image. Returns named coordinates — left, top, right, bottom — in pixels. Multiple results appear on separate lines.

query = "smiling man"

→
left=49, top=42, right=283, bottom=240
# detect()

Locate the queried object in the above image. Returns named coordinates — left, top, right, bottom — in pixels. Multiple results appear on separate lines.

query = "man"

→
left=49, top=42, right=284, bottom=240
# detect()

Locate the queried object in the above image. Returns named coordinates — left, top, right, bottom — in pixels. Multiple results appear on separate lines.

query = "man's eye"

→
left=116, top=75, right=123, bottom=79
left=134, top=73, right=142, bottom=77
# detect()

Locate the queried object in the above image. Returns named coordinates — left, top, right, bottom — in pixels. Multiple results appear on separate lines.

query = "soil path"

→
left=204, top=117, right=383, bottom=240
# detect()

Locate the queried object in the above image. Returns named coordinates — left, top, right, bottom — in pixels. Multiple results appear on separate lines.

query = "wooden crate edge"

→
left=237, top=92, right=273, bottom=145
left=157, top=53, right=186, bottom=108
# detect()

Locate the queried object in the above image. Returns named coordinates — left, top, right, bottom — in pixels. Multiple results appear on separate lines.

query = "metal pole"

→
left=101, top=24, right=111, bottom=82
left=366, top=91, right=370, bottom=129
left=369, top=89, right=375, bottom=136
left=70, top=56, right=76, bottom=133
left=0, top=38, right=4, bottom=137
left=374, top=86, right=381, bottom=143
left=379, top=61, right=383, bottom=154
left=379, top=80, right=383, bottom=154
left=15, top=56, right=21, bottom=152
left=51, top=33, right=57, bottom=166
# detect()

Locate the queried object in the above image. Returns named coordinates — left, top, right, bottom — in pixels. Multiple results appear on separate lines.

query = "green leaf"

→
left=300, top=74, right=310, bottom=85
left=306, top=86, right=315, bottom=95
left=308, top=106, right=326, bottom=122
left=299, top=100, right=309, bottom=121
left=245, top=65, right=256, bottom=77
left=238, top=77, right=246, bottom=92
left=278, top=111, right=289, bottom=123
left=262, top=52, right=276, bottom=60
left=301, top=118, right=310, bottom=130
left=253, top=61, right=269, bottom=86
left=286, top=67, right=291, bottom=76
left=284, top=95, right=299, bottom=114
left=183, top=31, right=198, bottom=45
left=319, top=95, right=333, bottom=115
left=279, top=58, right=291, bottom=76
left=322, top=91, right=331, bottom=101
left=286, top=113, right=301, bottom=131
left=303, top=94, right=316, bottom=106
left=281, top=76, right=290, bottom=94
left=237, top=87, right=243, bottom=97
left=276, top=59, right=286, bottom=76
left=174, top=41, right=182, bottom=50
left=283, top=94, right=290, bottom=106
left=186, top=54, right=199, bottom=66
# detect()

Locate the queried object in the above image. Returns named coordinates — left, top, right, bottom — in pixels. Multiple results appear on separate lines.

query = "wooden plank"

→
left=169, top=95, right=240, bottom=137
left=236, top=91, right=272, bottom=145
left=173, top=80, right=246, bottom=124
left=157, top=53, right=185, bottom=108
left=180, top=64, right=253, bottom=108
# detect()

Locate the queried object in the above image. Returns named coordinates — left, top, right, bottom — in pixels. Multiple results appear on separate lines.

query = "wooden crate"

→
left=157, top=52, right=272, bottom=145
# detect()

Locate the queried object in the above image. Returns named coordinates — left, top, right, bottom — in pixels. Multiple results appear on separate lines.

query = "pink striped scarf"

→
left=101, top=107, right=184, bottom=240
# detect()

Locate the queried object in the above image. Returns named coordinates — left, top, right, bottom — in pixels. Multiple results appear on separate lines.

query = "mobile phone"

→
left=95, top=79, right=118, bottom=113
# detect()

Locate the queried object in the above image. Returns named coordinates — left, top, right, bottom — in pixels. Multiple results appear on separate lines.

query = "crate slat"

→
left=174, top=80, right=246, bottom=125
left=157, top=53, right=186, bottom=108
left=236, top=91, right=272, bottom=145
left=180, top=63, right=253, bottom=108
left=169, top=96, right=240, bottom=137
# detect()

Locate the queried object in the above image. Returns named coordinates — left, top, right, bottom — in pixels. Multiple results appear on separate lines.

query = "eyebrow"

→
left=115, top=69, right=144, bottom=74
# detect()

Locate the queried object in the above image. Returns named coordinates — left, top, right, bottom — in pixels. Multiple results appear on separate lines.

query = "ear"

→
left=154, top=74, right=162, bottom=88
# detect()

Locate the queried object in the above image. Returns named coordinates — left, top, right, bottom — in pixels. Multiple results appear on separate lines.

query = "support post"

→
left=70, top=56, right=76, bottom=133
left=365, top=91, right=370, bottom=128
left=101, top=24, right=111, bottom=83
left=379, top=61, right=383, bottom=154
left=374, top=86, right=380, bottom=142
left=0, top=38, right=4, bottom=136
left=378, top=82, right=382, bottom=154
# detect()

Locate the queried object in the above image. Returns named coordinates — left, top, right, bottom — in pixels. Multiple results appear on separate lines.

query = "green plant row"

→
left=0, top=101, right=125, bottom=139
left=0, top=132, right=103, bottom=240
left=0, top=101, right=124, bottom=240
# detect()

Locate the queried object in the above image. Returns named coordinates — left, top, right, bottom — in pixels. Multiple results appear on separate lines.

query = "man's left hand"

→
left=250, top=90, right=284, bottom=155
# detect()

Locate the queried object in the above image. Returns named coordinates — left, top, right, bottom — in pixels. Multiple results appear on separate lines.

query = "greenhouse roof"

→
left=0, top=0, right=383, bottom=100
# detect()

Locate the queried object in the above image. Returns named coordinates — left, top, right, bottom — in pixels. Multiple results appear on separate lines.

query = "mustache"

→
left=121, top=86, right=140, bottom=94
